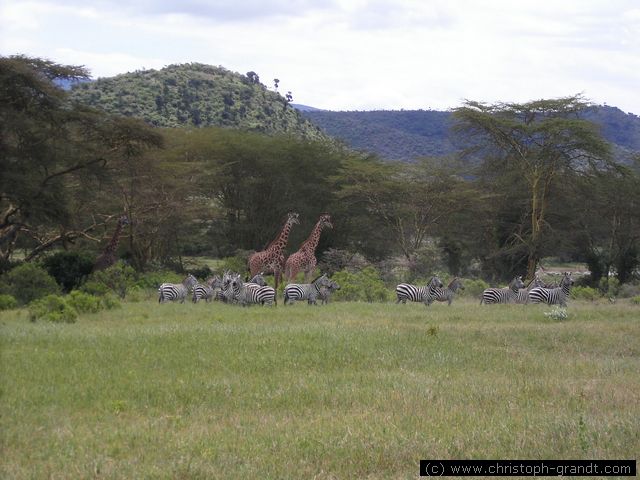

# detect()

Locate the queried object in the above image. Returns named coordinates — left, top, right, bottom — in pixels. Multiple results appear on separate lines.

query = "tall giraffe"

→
left=284, top=213, right=332, bottom=282
left=248, top=212, right=299, bottom=290
left=92, top=215, right=129, bottom=272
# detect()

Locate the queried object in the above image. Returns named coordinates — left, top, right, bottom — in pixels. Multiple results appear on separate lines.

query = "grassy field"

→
left=1, top=299, right=638, bottom=479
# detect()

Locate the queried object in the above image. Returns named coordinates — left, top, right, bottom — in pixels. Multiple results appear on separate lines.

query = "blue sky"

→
left=1, top=0, right=639, bottom=114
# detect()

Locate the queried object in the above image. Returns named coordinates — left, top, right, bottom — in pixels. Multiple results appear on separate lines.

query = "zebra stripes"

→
left=223, top=273, right=276, bottom=306
left=515, top=276, right=545, bottom=304
left=480, top=276, right=525, bottom=305
left=318, top=279, right=340, bottom=305
left=528, top=272, right=574, bottom=306
left=426, top=277, right=464, bottom=306
left=158, top=274, right=197, bottom=303
left=283, top=274, right=333, bottom=305
left=395, top=276, right=444, bottom=305
left=192, top=275, right=223, bottom=303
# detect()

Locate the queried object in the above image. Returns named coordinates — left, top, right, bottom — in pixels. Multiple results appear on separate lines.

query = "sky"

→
left=1, top=0, right=639, bottom=114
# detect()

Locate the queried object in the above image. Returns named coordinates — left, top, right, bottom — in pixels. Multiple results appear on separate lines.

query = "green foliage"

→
left=28, top=295, right=77, bottom=323
left=134, top=271, right=183, bottom=289
left=618, top=283, right=640, bottom=298
left=332, top=267, right=391, bottom=302
left=67, top=291, right=103, bottom=314
left=0, top=263, right=60, bottom=305
left=0, top=294, right=18, bottom=310
left=87, top=262, right=136, bottom=299
left=571, top=286, right=602, bottom=302
left=631, top=296, right=640, bottom=305
left=544, top=306, right=569, bottom=321
left=42, top=251, right=95, bottom=292
left=219, top=254, right=250, bottom=275
left=69, top=63, right=327, bottom=140
left=459, top=278, right=489, bottom=298
left=599, top=277, right=620, bottom=297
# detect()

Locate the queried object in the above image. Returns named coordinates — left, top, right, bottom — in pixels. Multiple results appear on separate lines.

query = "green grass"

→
left=1, top=300, right=639, bottom=478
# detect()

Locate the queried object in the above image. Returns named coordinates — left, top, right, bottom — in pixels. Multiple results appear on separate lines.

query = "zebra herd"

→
left=158, top=271, right=575, bottom=308
left=158, top=271, right=341, bottom=306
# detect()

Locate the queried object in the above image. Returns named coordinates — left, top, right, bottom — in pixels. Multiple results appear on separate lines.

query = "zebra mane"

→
left=310, top=273, right=326, bottom=284
left=447, top=277, right=458, bottom=289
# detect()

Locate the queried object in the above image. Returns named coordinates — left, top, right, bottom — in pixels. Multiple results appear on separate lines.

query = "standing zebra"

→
left=515, top=275, right=545, bottom=304
left=395, top=276, right=444, bottom=306
left=158, top=274, right=197, bottom=303
left=480, top=276, right=525, bottom=305
left=528, top=272, right=574, bottom=306
left=283, top=274, right=333, bottom=305
left=318, top=279, right=340, bottom=305
left=224, top=274, right=276, bottom=306
left=192, top=276, right=223, bottom=303
left=426, top=277, right=465, bottom=306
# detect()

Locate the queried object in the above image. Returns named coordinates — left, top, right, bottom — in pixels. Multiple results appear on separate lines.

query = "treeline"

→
left=2, top=56, right=639, bottom=287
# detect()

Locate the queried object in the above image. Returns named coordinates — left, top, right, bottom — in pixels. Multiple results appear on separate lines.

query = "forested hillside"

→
left=303, top=106, right=640, bottom=162
left=69, top=63, right=327, bottom=140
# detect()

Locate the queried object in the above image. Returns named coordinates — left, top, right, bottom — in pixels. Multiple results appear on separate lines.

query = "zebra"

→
left=224, top=274, right=276, bottom=306
left=528, top=272, right=574, bottom=306
left=283, top=274, right=333, bottom=305
left=395, top=276, right=444, bottom=306
left=425, top=277, right=464, bottom=306
left=515, top=275, right=545, bottom=304
left=192, top=275, right=223, bottom=303
left=480, top=276, right=525, bottom=305
left=158, top=274, right=197, bottom=303
left=317, top=279, right=340, bottom=305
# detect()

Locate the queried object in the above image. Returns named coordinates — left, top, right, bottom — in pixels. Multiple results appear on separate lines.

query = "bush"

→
left=0, top=294, right=18, bottom=310
left=544, top=306, right=568, bottom=321
left=571, top=286, right=602, bottom=301
left=86, top=262, right=136, bottom=298
left=460, top=278, right=489, bottom=299
left=332, top=266, right=391, bottom=302
left=617, top=283, right=640, bottom=299
left=42, top=251, right=95, bottom=292
left=29, top=295, right=78, bottom=323
left=219, top=253, right=250, bottom=275
left=67, top=291, right=103, bottom=314
left=135, top=270, right=183, bottom=289
left=0, top=263, right=59, bottom=305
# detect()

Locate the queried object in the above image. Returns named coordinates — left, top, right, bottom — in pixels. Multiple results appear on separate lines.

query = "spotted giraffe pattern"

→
left=93, top=215, right=129, bottom=272
left=285, top=213, right=332, bottom=282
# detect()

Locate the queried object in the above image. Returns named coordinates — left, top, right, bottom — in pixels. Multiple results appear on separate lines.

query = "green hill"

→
left=69, top=63, right=327, bottom=140
left=302, top=106, right=640, bottom=162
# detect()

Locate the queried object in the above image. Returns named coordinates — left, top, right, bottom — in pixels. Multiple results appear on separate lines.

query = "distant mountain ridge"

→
left=301, top=106, right=640, bottom=162
left=69, top=63, right=327, bottom=140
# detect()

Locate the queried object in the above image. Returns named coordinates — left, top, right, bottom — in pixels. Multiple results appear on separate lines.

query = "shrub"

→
left=0, top=294, right=18, bottom=311
left=79, top=280, right=110, bottom=296
left=571, top=286, right=602, bottom=301
left=29, top=295, right=78, bottom=323
left=460, top=278, right=489, bottom=298
left=332, top=267, right=391, bottom=302
left=219, top=253, right=250, bottom=275
left=87, top=262, right=136, bottom=298
left=135, top=270, right=183, bottom=289
left=631, top=296, right=640, bottom=305
left=0, top=263, right=59, bottom=305
left=544, top=306, right=568, bottom=321
left=617, top=283, right=640, bottom=299
left=42, top=251, right=94, bottom=292
left=67, top=291, right=103, bottom=314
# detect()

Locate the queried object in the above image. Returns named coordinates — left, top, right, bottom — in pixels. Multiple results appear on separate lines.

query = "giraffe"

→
left=92, top=215, right=129, bottom=272
left=247, top=212, right=299, bottom=290
left=284, top=213, right=332, bottom=282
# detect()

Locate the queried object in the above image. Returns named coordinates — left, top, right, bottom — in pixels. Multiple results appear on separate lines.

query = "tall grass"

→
left=1, top=300, right=638, bottom=478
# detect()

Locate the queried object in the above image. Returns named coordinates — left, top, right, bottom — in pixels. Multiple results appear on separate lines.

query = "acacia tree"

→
left=453, top=95, right=612, bottom=279
left=0, top=55, right=162, bottom=263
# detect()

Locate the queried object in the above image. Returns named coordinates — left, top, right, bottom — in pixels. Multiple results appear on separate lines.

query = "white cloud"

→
left=1, top=0, right=639, bottom=114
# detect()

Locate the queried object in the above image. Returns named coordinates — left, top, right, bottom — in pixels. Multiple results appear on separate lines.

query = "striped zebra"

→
left=395, top=276, right=444, bottom=305
left=318, top=279, right=340, bottom=305
left=158, top=274, right=197, bottom=303
left=515, top=275, right=545, bottom=304
left=528, top=272, right=574, bottom=306
left=425, top=277, right=464, bottom=306
left=192, top=275, right=223, bottom=303
left=224, top=274, right=276, bottom=306
left=283, top=274, right=333, bottom=305
left=480, top=276, right=525, bottom=305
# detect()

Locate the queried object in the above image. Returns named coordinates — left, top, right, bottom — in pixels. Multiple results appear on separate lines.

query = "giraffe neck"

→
left=300, top=220, right=325, bottom=254
left=269, top=220, right=294, bottom=255
left=104, top=221, right=125, bottom=256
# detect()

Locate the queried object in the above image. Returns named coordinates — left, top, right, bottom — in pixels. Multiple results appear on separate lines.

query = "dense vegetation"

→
left=2, top=55, right=640, bottom=294
left=69, top=63, right=327, bottom=140
left=303, top=106, right=640, bottom=162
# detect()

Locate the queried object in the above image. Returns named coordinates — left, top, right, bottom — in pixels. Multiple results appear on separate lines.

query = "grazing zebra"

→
left=192, top=275, right=223, bottom=303
left=480, top=276, right=525, bottom=305
left=395, top=276, right=444, bottom=306
left=158, top=274, right=197, bottom=303
left=283, top=274, right=333, bottom=305
left=426, top=277, right=465, bottom=306
left=318, top=279, right=340, bottom=305
left=528, top=272, right=574, bottom=306
left=515, top=275, right=545, bottom=304
left=224, top=274, right=276, bottom=306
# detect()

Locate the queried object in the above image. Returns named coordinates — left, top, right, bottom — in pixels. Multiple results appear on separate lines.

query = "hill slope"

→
left=302, top=106, right=640, bottom=162
left=69, top=63, right=326, bottom=140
